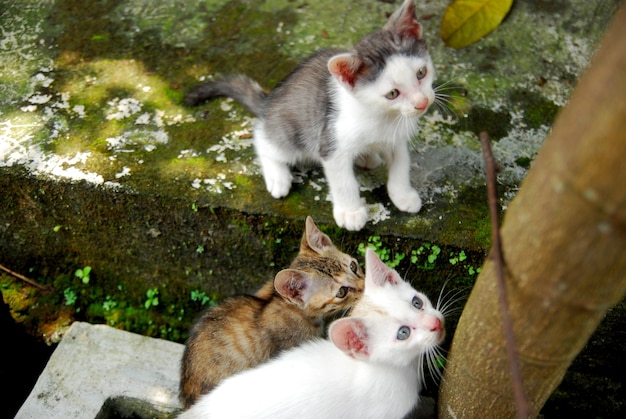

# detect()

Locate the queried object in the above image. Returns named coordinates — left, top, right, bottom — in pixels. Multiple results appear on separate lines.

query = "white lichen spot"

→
left=309, top=180, right=323, bottom=191
left=33, top=72, right=54, bottom=87
left=135, top=112, right=151, bottom=125
left=367, top=202, right=391, bottom=225
left=220, top=99, right=233, bottom=112
left=28, top=94, right=52, bottom=104
left=178, top=149, right=200, bottom=159
left=106, top=98, right=143, bottom=120
left=72, top=105, right=86, bottom=118
left=115, top=166, right=131, bottom=179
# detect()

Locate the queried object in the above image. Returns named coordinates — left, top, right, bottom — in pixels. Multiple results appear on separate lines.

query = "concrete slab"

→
left=16, top=321, right=183, bottom=419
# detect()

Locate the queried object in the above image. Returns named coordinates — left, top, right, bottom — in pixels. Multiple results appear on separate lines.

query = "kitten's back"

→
left=179, top=216, right=363, bottom=408
left=179, top=291, right=320, bottom=408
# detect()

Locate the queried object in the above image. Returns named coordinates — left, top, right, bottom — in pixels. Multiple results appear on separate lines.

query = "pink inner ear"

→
left=385, top=0, right=422, bottom=40
left=366, top=248, right=399, bottom=286
left=274, top=269, right=310, bottom=304
left=305, top=216, right=333, bottom=251
left=400, top=20, right=421, bottom=40
left=328, top=55, right=362, bottom=88
left=330, top=318, right=369, bottom=358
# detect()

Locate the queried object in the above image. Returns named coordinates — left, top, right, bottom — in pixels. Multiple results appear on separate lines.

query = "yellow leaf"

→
left=441, top=0, right=514, bottom=49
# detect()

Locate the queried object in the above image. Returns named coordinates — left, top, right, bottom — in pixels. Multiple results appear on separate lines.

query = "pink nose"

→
left=430, top=317, right=442, bottom=332
left=415, top=98, right=429, bottom=111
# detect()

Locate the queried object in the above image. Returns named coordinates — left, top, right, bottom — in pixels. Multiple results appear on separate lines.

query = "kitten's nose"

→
left=414, top=98, right=429, bottom=111
left=430, top=317, right=442, bottom=332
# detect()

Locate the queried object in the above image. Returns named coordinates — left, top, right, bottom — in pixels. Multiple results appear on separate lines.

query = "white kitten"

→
left=178, top=248, right=445, bottom=419
left=185, top=0, right=435, bottom=231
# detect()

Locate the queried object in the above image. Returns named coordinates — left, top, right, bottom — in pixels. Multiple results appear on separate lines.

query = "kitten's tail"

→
left=184, top=75, right=268, bottom=117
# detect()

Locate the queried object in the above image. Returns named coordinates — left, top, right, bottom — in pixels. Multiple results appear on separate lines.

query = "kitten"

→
left=179, top=247, right=445, bottom=419
left=179, top=216, right=364, bottom=409
left=185, top=0, right=435, bottom=231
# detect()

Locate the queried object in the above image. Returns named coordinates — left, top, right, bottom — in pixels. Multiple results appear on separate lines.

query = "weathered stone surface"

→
left=15, top=321, right=182, bottom=419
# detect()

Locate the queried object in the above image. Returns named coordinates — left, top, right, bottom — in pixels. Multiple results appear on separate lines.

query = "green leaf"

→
left=441, top=0, right=514, bottom=49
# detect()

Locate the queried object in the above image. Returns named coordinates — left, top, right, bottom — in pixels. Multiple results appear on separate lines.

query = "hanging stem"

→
left=479, top=131, right=530, bottom=419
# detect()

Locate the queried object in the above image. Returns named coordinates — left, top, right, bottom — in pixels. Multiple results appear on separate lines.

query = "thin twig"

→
left=0, top=263, right=53, bottom=291
left=479, top=131, right=531, bottom=419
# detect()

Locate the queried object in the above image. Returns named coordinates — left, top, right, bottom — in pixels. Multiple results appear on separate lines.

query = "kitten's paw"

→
left=333, top=206, right=368, bottom=231
left=265, top=174, right=293, bottom=198
left=390, top=188, right=422, bottom=213
left=262, top=164, right=293, bottom=198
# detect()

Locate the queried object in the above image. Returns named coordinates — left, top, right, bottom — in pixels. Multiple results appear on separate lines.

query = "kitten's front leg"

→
left=254, top=127, right=293, bottom=198
left=386, top=140, right=422, bottom=213
left=322, top=156, right=368, bottom=231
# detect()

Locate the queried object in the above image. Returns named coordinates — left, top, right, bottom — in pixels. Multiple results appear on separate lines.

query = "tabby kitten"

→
left=179, top=216, right=364, bottom=409
left=185, top=0, right=435, bottom=231
left=179, top=248, right=445, bottom=419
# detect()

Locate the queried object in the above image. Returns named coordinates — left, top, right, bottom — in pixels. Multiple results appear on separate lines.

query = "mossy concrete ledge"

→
left=1, top=0, right=619, bottom=341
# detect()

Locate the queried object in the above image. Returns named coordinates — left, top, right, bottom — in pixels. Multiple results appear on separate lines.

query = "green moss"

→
left=509, top=89, right=561, bottom=129
left=452, top=105, right=512, bottom=141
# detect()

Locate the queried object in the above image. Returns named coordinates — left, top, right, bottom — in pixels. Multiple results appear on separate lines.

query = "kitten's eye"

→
left=412, top=296, right=423, bottom=309
left=336, top=286, right=349, bottom=299
left=349, top=260, right=359, bottom=274
left=397, top=326, right=411, bottom=340
left=385, top=89, right=399, bottom=100
left=417, top=67, right=427, bottom=80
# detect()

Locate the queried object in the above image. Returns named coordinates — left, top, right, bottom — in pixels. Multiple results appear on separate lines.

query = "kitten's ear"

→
left=302, top=216, right=334, bottom=254
left=365, top=248, right=400, bottom=287
left=328, top=53, right=363, bottom=89
left=329, top=317, right=370, bottom=360
left=274, top=269, right=314, bottom=306
left=383, top=0, right=422, bottom=40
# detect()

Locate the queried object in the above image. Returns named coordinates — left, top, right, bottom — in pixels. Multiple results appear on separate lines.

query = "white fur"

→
left=325, top=54, right=434, bottom=230
left=179, top=249, right=444, bottom=419
left=253, top=53, right=435, bottom=231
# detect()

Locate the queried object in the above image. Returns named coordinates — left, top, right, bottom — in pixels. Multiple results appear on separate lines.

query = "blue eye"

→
left=412, top=296, right=423, bottom=309
left=397, top=326, right=411, bottom=340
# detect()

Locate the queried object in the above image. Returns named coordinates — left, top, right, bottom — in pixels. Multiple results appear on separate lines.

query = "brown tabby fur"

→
left=179, top=216, right=364, bottom=409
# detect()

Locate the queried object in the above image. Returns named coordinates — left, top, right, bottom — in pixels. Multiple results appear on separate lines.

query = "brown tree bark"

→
left=438, top=5, right=626, bottom=418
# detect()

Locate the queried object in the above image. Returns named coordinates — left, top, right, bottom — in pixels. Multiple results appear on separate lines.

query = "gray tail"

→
left=184, top=75, right=268, bottom=116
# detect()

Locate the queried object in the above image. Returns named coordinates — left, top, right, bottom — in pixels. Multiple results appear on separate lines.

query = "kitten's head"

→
left=274, top=216, right=364, bottom=316
left=328, top=0, right=435, bottom=118
left=329, top=248, right=444, bottom=367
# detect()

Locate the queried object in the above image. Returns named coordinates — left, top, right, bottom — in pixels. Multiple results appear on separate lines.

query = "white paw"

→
left=261, top=163, right=293, bottom=198
left=265, top=173, right=292, bottom=198
left=389, top=188, right=422, bottom=213
left=333, top=205, right=368, bottom=231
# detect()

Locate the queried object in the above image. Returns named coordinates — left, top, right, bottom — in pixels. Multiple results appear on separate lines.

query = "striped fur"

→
left=179, top=216, right=364, bottom=409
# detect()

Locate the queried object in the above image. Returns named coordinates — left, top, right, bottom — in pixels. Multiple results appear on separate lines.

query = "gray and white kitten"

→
left=186, top=0, right=435, bottom=231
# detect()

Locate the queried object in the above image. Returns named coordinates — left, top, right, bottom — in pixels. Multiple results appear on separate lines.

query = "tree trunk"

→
left=438, top=5, right=626, bottom=418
